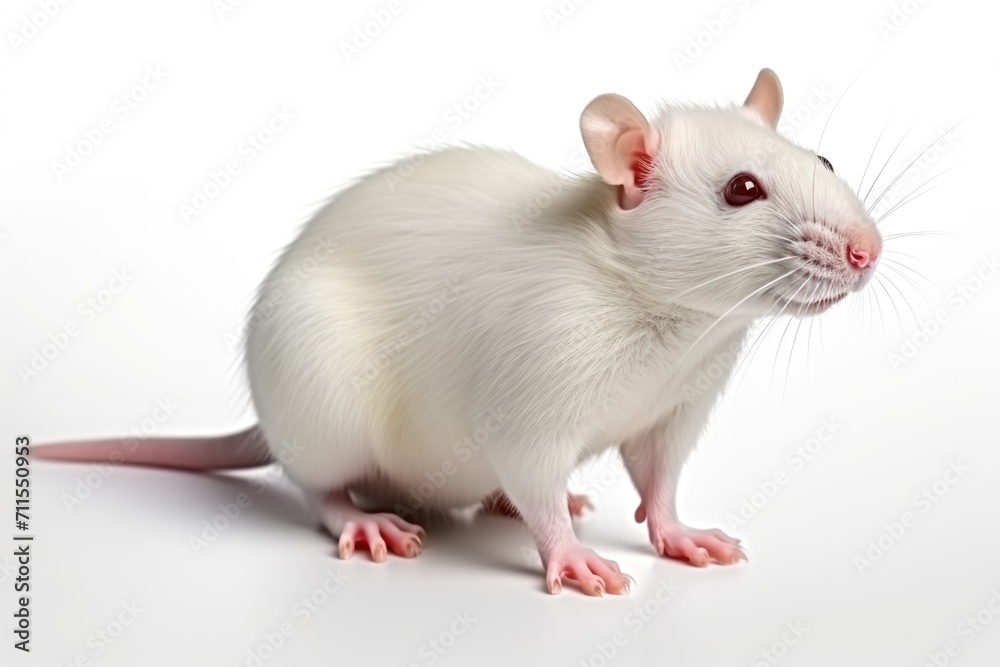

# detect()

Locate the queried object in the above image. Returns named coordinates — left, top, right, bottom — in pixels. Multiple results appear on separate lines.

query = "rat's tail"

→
left=32, top=426, right=273, bottom=471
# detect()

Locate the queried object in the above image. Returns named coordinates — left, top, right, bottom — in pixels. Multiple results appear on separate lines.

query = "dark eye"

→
left=817, top=155, right=833, bottom=172
left=724, top=173, right=765, bottom=207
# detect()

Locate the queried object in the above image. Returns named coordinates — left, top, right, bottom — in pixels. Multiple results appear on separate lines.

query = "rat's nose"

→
left=848, top=247, right=870, bottom=269
left=847, top=240, right=879, bottom=270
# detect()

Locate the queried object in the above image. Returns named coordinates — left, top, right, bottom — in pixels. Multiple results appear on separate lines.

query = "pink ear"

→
left=580, top=94, right=659, bottom=210
left=743, top=68, right=783, bottom=128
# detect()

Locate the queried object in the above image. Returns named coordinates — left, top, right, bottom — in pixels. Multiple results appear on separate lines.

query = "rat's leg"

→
left=480, top=490, right=593, bottom=519
left=621, top=408, right=745, bottom=567
left=309, top=489, right=425, bottom=562
left=493, top=456, right=631, bottom=596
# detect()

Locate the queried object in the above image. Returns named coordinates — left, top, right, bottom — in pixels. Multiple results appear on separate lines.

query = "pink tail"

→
left=32, top=426, right=272, bottom=471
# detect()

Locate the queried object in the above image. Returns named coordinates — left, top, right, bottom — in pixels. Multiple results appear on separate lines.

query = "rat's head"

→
left=581, top=68, right=882, bottom=318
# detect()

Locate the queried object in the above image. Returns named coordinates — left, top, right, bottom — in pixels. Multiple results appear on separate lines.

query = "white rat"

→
left=35, top=69, right=882, bottom=596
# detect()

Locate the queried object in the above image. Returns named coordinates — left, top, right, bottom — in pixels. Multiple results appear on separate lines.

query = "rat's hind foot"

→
left=338, top=514, right=424, bottom=561
left=312, top=492, right=425, bottom=562
left=481, top=490, right=593, bottom=519
left=646, top=517, right=745, bottom=566
left=544, top=543, right=632, bottom=596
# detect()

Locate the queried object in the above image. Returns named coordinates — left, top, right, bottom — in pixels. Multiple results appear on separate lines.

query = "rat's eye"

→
left=724, top=173, right=765, bottom=207
left=817, top=155, right=833, bottom=172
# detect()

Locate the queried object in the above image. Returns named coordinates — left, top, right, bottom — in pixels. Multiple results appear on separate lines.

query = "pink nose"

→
left=848, top=246, right=874, bottom=269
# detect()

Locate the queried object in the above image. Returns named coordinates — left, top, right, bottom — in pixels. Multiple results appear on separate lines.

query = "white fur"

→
left=244, top=101, right=880, bottom=520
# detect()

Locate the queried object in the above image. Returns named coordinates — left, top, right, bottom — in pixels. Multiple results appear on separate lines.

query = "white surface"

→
left=2, top=0, right=999, bottom=665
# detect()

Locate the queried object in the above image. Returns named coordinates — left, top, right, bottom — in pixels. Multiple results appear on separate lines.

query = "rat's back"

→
left=244, top=146, right=614, bottom=496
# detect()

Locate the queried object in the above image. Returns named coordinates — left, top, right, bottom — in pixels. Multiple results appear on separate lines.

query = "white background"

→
left=2, top=0, right=999, bottom=665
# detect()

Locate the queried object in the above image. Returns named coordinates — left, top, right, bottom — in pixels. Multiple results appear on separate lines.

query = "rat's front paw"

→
left=543, top=545, right=632, bottom=596
left=649, top=522, right=746, bottom=567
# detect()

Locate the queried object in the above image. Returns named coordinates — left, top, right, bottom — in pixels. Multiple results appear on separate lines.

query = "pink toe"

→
left=651, top=523, right=745, bottom=567
left=339, top=534, right=355, bottom=559
left=545, top=546, right=631, bottom=597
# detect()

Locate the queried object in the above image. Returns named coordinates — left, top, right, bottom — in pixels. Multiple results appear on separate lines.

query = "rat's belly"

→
left=369, top=416, right=505, bottom=510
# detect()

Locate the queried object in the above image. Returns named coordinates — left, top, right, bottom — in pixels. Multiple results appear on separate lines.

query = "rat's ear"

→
left=580, top=94, right=660, bottom=210
left=743, top=68, right=783, bottom=128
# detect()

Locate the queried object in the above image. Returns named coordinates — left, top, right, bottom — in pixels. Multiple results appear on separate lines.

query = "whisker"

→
left=781, top=283, right=828, bottom=392
left=802, top=282, right=825, bottom=389
left=880, top=262, right=934, bottom=311
left=757, top=233, right=798, bottom=244
left=724, top=299, right=787, bottom=398
left=817, top=56, right=877, bottom=154
left=676, top=268, right=800, bottom=367
left=863, top=120, right=919, bottom=205
left=875, top=171, right=954, bottom=228
left=881, top=256, right=938, bottom=292
left=812, top=57, right=876, bottom=272
left=880, top=270, right=921, bottom=327
left=726, top=314, right=783, bottom=399
left=768, top=278, right=816, bottom=400
left=875, top=162, right=956, bottom=215
left=806, top=286, right=831, bottom=384
left=857, top=110, right=897, bottom=198
left=670, top=255, right=795, bottom=300
left=882, top=230, right=971, bottom=242
left=881, top=248, right=944, bottom=281
left=865, top=282, right=883, bottom=342
left=867, top=116, right=970, bottom=214
left=779, top=290, right=813, bottom=403
left=857, top=280, right=869, bottom=340
left=854, top=283, right=866, bottom=341
left=873, top=274, right=904, bottom=337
